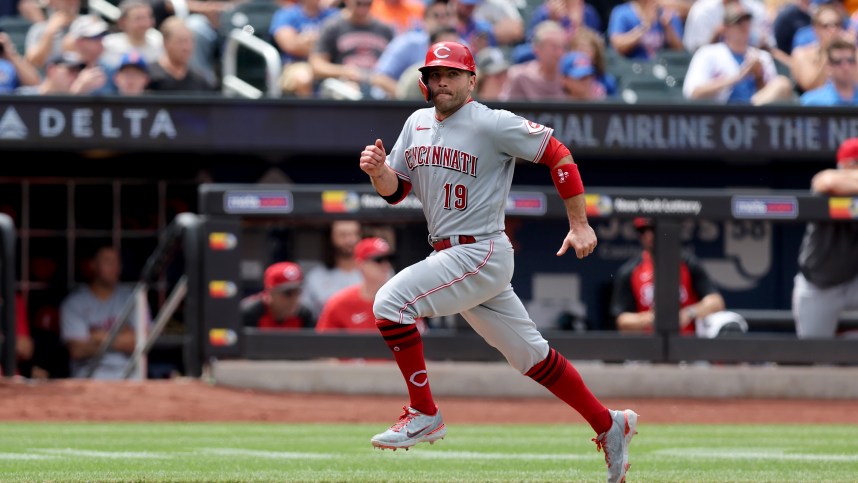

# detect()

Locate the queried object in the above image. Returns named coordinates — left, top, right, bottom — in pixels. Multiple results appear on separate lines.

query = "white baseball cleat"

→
left=592, top=409, right=639, bottom=483
left=371, top=406, right=446, bottom=451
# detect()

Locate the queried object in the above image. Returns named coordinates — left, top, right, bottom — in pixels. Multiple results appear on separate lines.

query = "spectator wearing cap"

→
left=65, top=14, right=112, bottom=94
left=373, top=0, right=460, bottom=99
left=15, top=51, right=89, bottom=94
left=560, top=50, right=617, bottom=100
left=316, top=237, right=425, bottom=333
left=684, top=0, right=774, bottom=53
left=792, top=137, right=858, bottom=338
left=791, top=4, right=852, bottom=93
left=113, top=50, right=150, bottom=95
left=607, top=0, right=684, bottom=60
left=25, top=0, right=82, bottom=69
left=610, top=218, right=747, bottom=338
left=683, top=3, right=794, bottom=104
left=474, top=45, right=509, bottom=100
left=241, top=261, right=314, bottom=330
left=498, top=20, right=567, bottom=101
left=800, top=37, right=858, bottom=104
left=102, top=0, right=164, bottom=71
left=0, top=30, right=41, bottom=94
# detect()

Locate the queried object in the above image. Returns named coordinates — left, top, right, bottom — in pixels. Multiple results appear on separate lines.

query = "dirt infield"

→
left=0, top=378, right=854, bottom=424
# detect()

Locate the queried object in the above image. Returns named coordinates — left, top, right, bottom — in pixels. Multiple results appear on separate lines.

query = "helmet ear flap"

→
left=418, top=72, right=431, bottom=102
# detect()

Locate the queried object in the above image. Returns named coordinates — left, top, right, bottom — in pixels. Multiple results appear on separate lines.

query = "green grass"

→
left=0, top=423, right=855, bottom=482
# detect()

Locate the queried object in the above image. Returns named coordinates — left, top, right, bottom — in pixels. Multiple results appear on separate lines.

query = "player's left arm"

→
left=536, top=136, right=597, bottom=259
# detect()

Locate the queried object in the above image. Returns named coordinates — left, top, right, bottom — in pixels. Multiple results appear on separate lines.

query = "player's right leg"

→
left=371, top=236, right=513, bottom=449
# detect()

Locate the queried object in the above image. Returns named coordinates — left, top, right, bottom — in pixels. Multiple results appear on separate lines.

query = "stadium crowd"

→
left=0, top=0, right=857, bottom=104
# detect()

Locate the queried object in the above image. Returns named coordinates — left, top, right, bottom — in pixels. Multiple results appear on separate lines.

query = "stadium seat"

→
left=655, top=49, right=693, bottom=77
left=619, top=76, right=685, bottom=104
left=219, top=0, right=281, bottom=92
left=0, top=15, right=34, bottom=55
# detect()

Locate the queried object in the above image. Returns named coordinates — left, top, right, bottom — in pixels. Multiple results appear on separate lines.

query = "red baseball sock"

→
left=376, top=319, right=436, bottom=416
left=526, top=348, right=612, bottom=434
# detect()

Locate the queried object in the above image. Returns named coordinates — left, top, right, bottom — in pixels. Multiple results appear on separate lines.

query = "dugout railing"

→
left=83, top=213, right=205, bottom=379
left=0, top=213, right=16, bottom=377
left=190, top=184, right=858, bottom=369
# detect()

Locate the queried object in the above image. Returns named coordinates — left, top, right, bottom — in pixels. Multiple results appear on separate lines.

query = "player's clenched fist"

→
left=360, top=139, right=388, bottom=178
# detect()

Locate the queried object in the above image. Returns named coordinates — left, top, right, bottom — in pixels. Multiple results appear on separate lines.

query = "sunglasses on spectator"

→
left=829, top=57, right=857, bottom=65
left=368, top=256, right=394, bottom=264
left=354, top=0, right=372, bottom=6
left=816, top=21, right=841, bottom=29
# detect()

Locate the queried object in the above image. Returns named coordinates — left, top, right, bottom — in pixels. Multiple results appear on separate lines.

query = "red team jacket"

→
left=316, top=285, right=426, bottom=333
left=610, top=251, right=718, bottom=335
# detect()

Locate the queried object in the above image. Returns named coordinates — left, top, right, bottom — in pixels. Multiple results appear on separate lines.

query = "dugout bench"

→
left=5, top=185, right=856, bottom=378
left=192, top=185, right=858, bottom=372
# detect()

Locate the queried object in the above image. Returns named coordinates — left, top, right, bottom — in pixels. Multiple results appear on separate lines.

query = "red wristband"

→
left=551, top=163, right=584, bottom=199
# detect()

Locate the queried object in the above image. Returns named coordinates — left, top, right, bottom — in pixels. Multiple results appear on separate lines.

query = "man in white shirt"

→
left=683, top=0, right=773, bottom=52
left=683, top=3, right=793, bottom=104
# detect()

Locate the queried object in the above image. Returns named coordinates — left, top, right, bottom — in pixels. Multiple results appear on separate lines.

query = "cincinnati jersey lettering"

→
left=404, top=145, right=478, bottom=177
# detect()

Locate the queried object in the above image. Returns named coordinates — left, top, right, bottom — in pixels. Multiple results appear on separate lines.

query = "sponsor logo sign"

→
left=612, top=197, right=702, bottom=215
left=322, top=190, right=360, bottom=213
left=359, top=194, right=423, bottom=210
left=505, top=193, right=546, bottom=215
left=731, top=196, right=798, bottom=219
left=585, top=194, right=613, bottom=216
left=208, top=280, right=237, bottom=298
left=209, top=328, right=238, bottom=346
left=829, top=197, right=858, bottom=219
left=209, top=232, right=237, bottom=250
left=224, top=192, right=293, bottom=214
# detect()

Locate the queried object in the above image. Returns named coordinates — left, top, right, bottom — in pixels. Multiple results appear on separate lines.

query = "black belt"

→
left=432, top=235, right=477, bottom=251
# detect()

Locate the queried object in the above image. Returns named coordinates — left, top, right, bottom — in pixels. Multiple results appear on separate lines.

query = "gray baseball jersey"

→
left=374, top=100, right=556, bottom=373
left=386, top=100, right=554, bottom=238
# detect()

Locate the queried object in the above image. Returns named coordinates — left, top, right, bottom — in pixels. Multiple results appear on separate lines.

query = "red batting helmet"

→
left=418, top=41, right=476, bottom=102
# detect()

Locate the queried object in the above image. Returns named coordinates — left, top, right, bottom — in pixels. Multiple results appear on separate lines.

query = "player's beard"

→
left=433, top=88, right=469, bottom=117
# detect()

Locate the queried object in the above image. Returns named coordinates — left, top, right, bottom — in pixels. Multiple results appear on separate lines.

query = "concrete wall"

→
left=211, top=360, right=858, bottom=400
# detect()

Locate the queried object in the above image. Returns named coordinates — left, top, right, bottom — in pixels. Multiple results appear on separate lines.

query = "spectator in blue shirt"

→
left=608, top=0, right=684, bottom=60
left=270, top=0, right=340, bottom=97
left=801, top=37, right=858, bottom=105
left=0, top=31, right=41, bottom=93
left=527, top=0, right=602, bottom=40
left=512, top=0, right=602, bottom=64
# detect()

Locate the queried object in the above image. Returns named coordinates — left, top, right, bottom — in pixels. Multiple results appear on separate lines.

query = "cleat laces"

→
left=390, top=407, right=414, bottom=432
left=592, top=434, right=610, bottom=466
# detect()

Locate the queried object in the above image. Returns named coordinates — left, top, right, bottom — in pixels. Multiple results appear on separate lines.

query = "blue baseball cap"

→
left=560, top=51, right=594, bottom=79
left=118, top=51, right=148, bottom=72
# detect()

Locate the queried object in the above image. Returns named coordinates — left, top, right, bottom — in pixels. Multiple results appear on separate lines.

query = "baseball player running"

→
left=359, top=41, right=638, bottom=483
